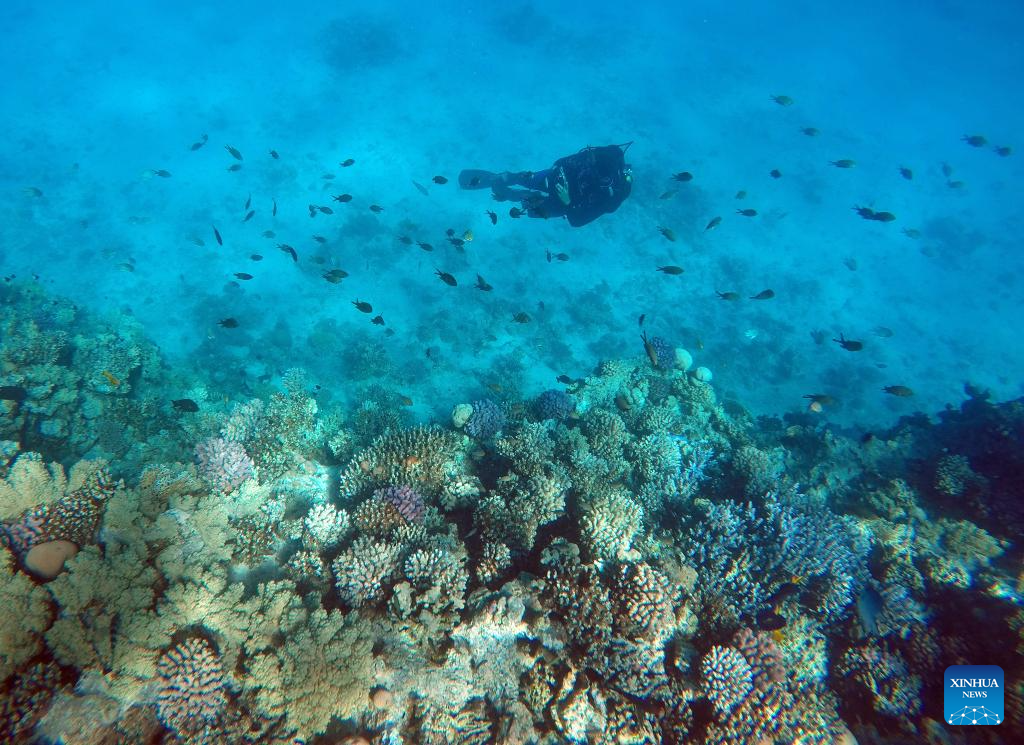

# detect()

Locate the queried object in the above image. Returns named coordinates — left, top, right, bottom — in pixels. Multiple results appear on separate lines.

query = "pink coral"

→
left=374, top=484, right=426, bottom=524
left=194, top=437, right=254, bottom=494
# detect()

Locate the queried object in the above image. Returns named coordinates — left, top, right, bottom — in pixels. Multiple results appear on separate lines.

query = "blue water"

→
left=2, top=0, right=1021, bottom=428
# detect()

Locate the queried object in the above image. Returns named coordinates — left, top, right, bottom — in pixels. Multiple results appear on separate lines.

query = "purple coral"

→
left=535, top=389, right=575, bottom=421
left=375, top=484, right=426, bottom=524
left=1, top=465, right=113, bottom=557
left=195, top=436, right=254, bottom=494
left=156, top=638, right=227, bottom=740
left=465, top=398, right=506, bottom=439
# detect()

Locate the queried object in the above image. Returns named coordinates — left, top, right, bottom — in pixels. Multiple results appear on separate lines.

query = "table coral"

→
left=246, top=608, right=376, bottom=740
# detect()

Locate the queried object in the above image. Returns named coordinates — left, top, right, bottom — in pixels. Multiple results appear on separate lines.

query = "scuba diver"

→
left=459, top=142, right=633, bottom=227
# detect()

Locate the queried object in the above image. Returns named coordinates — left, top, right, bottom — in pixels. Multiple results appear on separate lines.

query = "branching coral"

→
left=0, top=544, right=55, bottom=682
left=156, top=637, right=228, bottom=743
left=579, top=488, right=643, bottom=562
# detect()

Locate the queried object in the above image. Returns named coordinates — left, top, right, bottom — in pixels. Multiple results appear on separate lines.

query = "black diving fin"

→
left=458, top=169, right=499, bottom=189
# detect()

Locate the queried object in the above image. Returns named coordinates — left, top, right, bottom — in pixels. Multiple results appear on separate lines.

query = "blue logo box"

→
left=944, top=665, right=1003, bottom=725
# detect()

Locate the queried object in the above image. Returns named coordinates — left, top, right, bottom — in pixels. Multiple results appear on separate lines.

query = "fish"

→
left=800, top=127, right=819, bottom=136
left=212, top=226, right=223, bottom=245
left=227, top=163, right=242, bottom=172
left=225, top=145, right=243, bottom=160
left=961, top=134, right=987, bottom=147
left=640, top=331, right=659, bottom=368
left=322, top=269, right=348, bottom=283
left=659, top=189, right=677, bottom=200
left=736, top=208, right=757, bottom=217
left=475, top=274, right=493, bottom=291
left=509, top=207, right=526, bottom=218
left=833, top=334, right=863, bottom=351
left=769, top=169, right=782, bottom=179
left=399, top=395, right=414, bottom=406
left=750, top=289, right=775, bottom=300
left=100, top=370, right=120, bottom=387
left=512, top=312, right=531, bottom=323
left=658, top=226, right=677, bottom=241
left=333, top=194, right=353, bottom=202
left=417, top=242, right=434, bottom=252
left=322, top=173, right=335, bottom=180
left=843, top=257, right=858, bottom=271
left=657, top=265, right=684, bottom=275
left=262, top=230, right=276, bottom=238
left=272, top=199, right=277, bottom=217
left=705, top=216, right=722, bottom=231
left=446, top=229, right=456, bottom=237
left=432, top=175, right=448, bottom=184
left=23, top=186, right=43, bottom=197
left=803, top=393, right=834, bottom=412
left=218, top=317, right=239, bottom=328
left=872, top=326, right=894, bottom=338
left=769, top=582, right=802, bottom=605
left=352, top=299, right=373, bottom=313
left=172, top=398, right=199, bottom=412
left=994, top=145, right=1012, bottom=157
left=941, top=162, right=954, bottom=178
left=340, top=158, right=355, bottom=167
left=638, top=314, right=646, bottom=327
left=947, top=180, right=965, bottom=189
left=190, top=236, right=206, bottom=247
left=412, top=180, right=429, bottom=196
left=279, top=244, right=298, bottom=262
left=883, top=385, right=914, bottom=397
left=317, top=205, right=334, bottom=214
left=244, top=194, right=252, bottom=210
left=716, top=291, right=740, bottom=301
left=190, top=134, right=208, bottom=151
left=369, top=205, right=384, bottom=213
left=556, top=374, right=574, bottom=384
left=448, top=238, right=465, bottom=249
left=486, top=210, right=497, bottom=225
left=553, top=252, right=569, bottom=261
left=234, top=272, right=254, bottom=280
left=853, top=205, right=875, bottom=220
left=371, top=315, right=385, bottom=326
left=243, top=210, right=255, bottom=222
left=735, top=190, right=747, bottom=199
left=312, top=235, right=328, bottom=244
left=756, top=610, right=787, bottom=631
left=671, top=171, right=693, bottom=182
left=855, top=585, right=883, bottom=635
left=250, top=254, right=263, bottom=261
left=899, top=166, right=913, bottom=180
left=151, top=169, right=172, bottom=178
left=872, top=211, right=896, bottom=222
left=269, top=149, right=279, bottom=159
left=0, top=385, right=28, bottom=402
left=830, top=159, right=856, bottom=168
left=463, top=229, right=474, bottom=242
left=435, top=269, right=457, bottom=286
left=770, top=94, right=794, bottom=106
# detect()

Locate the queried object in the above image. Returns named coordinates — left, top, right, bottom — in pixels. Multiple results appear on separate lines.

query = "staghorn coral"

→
left=246, top=608, right=376, bottom=740
left=155, top=637, right=228, bottom=744
left=194, top=437, right=254, bottom=495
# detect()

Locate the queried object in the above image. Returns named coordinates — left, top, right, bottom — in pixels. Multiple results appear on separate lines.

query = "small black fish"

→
left=225, top=145, right=243, bottom=160
left=312, top=235, right=327, bottom=244
left=716, top=291, right=740, bottom=300
left=800, top=127, right=819, bottom=136
left=446, top=228, right=456, bottom=237
left=152, top=169, right=172, bottom=178
left=340, top=158, right=355, bottom=167
left=736, top=208, right=757, bottom=217
left=475, top=274, right=492, bottom=291
left=557, top=374, right=574, bottom=384
left=769, top=582, right=801, bottom=604
left=333, top=194, right=353, bottom=202
left=172, top=398, right=199, bottom=412
left=322, top=269, right=348, bottom=283
left=994, top=145, right=1013, bottom=157
left=272, top=199, right=277, bottom=217
left=486, top=210, right=497, bottom=225
left=705, top=216, right=722, bottom=231
left=0, top=385, right=28, bottom=402
left=398, top=236, right=413, bottom=245
left=638, top=313, right=646, bottom=327
left=417, top=242, right=434, bottom=252
left=234, top=272, right=254, bottom=280
left=435, top=269, right=457, bottom=286
left=962, top=134, right=987, bottom=148
left=250, top=254, right=263, bottom=261
left=213, top=226, right=223, bottom=246
left=509, top=207, right=526, bottom=218
left=269, top=149, right=279, bottom=159
left=657, top=265, right=684, bottom=275
left=244, top=194, right=252, bottom=210
left=309, top=204, right=318, bottom=218
left=672, top=171, right=693, bottom=182
left=833, top=333, right=863, bottom=351
left=279, top=244, right=298, bottom=262
left=448, top=237, right=465, bottom=249
left=432, top=175, right=448, bottom=184
left=262, top=230, right=275, bottom=238
left=512, top=312, right=531, bottom=323
left=830, top=159, right=856, bottom=168
left=769, top=169, right=782, bottom=179
left=899, top=166, right=913, bottom=180
left=190, top=134, right=209, bottom=151
left=750, top=289, right=775, bottom=300
left=353, top=299, right=373, bottom=313
left=371, top=314, right=385, bottom=326
left=317, top=205, right=334, bottom=215
left=756, top=610, right=787, bottom=631
left=554, top=252, right=569, bottom=262
left=412, top=181, right=429, bottom=196
left=243, top=210, right=255, bottom=222
left=218, top=317, right=239, bottom=328
left=369, top=205, right=384, bottom=213
left=227, top=163, right=242, bottom=172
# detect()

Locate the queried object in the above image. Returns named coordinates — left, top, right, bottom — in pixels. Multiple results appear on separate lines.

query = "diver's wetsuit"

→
left=494, top=144, right=632, bottom=227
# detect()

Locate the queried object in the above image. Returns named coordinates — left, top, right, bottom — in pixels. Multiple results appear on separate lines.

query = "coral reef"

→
left=156, top=637, right=228, bottom=743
